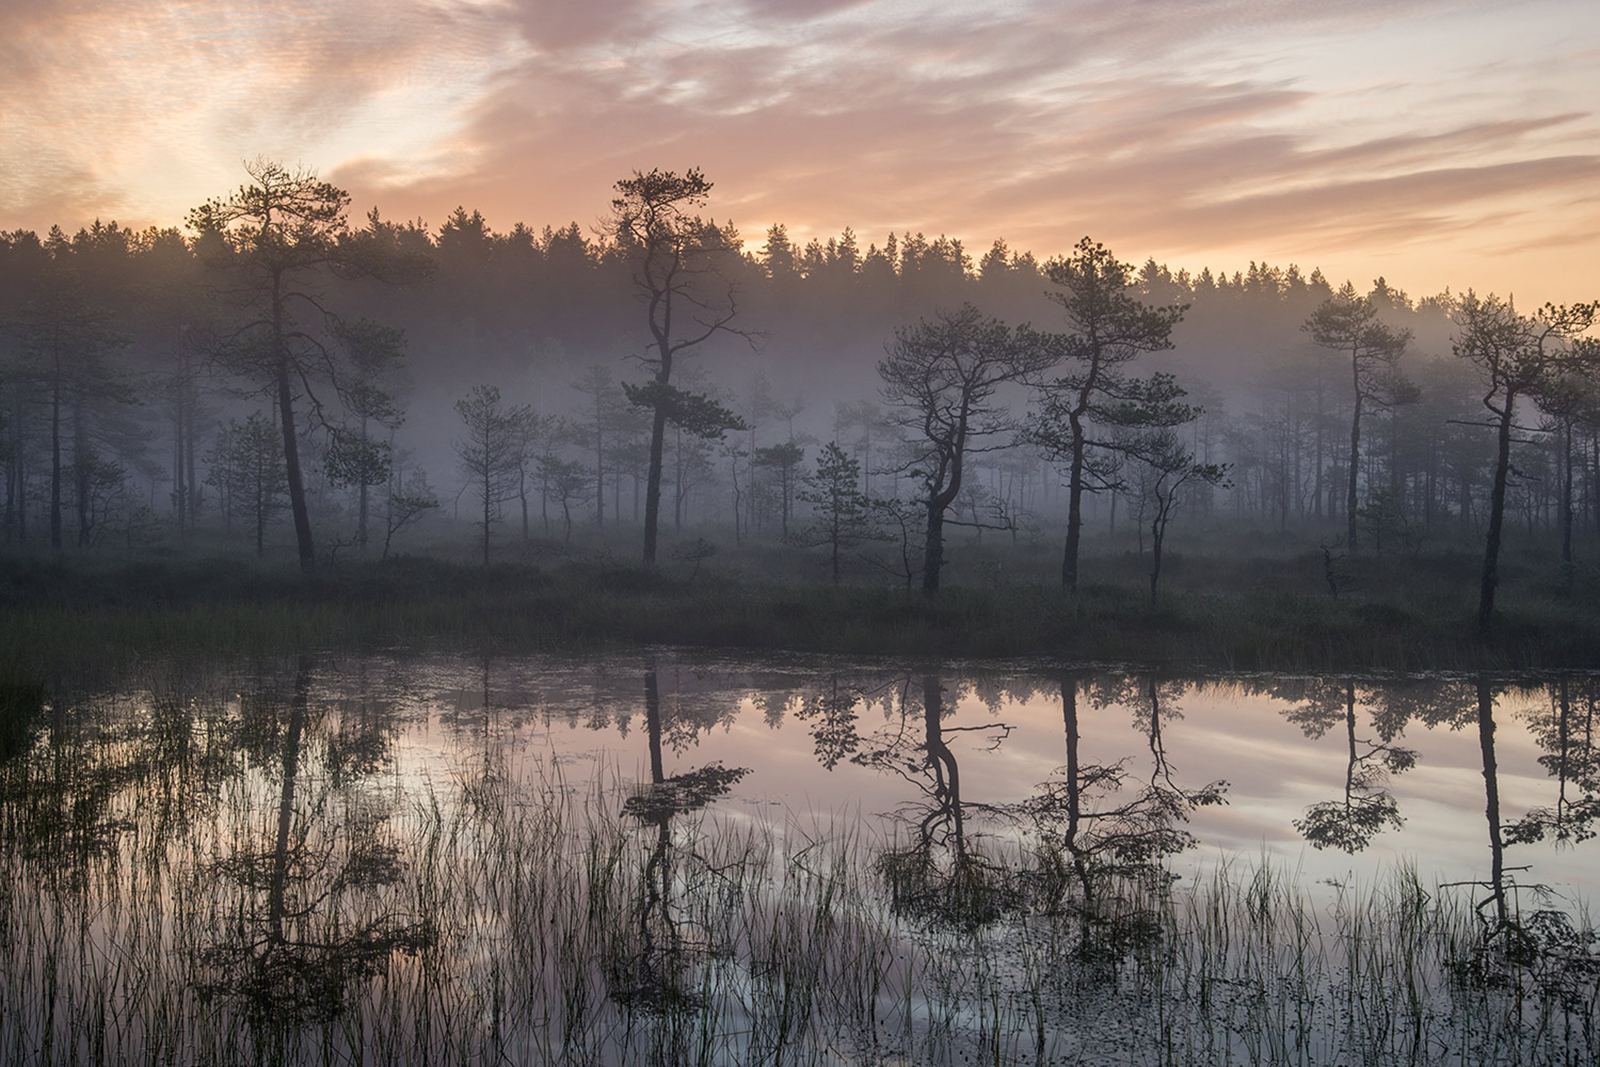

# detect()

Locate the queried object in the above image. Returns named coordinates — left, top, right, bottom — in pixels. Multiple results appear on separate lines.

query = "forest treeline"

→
left=1, top=163, right=1596, bottom=627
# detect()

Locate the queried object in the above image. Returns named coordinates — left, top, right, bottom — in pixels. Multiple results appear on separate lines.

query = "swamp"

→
left=3, top=90, right=1600, bottom=1066
left=2, top=645, right=1597, bottom=1066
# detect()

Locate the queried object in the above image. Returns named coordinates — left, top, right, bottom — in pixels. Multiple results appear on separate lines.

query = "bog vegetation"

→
left=1, top=161, right=1598, bottom=657
left=2, top=658, right=1598, bottom=1066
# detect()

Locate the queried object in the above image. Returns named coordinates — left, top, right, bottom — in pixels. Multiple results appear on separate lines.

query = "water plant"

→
left=3, top=722, right=1596, bottom=1066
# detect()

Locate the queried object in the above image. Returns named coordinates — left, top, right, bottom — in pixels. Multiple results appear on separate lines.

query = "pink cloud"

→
left=2, top=0, right=1596, bottom=303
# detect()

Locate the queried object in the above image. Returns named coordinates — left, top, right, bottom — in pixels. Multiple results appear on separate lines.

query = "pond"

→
left=2, top=650, right=1597, bottom=1065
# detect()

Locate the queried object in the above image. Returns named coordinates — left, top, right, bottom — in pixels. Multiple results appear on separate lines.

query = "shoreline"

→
left=5, top=552, right=1599, bottom=674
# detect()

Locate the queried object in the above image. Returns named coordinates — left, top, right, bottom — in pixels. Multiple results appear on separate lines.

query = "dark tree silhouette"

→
left=381, top=466, right=439, bottom=559
left=571, top=363, right=635, bottom=530
left=323, top=318, right=407, bottom=552
left=606, top=168, right=748, bottom=565
left=12, top=272, right=132, bottom=550
left=752, top=440, right=804, bottom=537
left=879, top=304, right=1055, bottom=593
left=453, top=384, right=532, bottom=565
left=1129, top=427, right=1229, bottom=605
left=1451, top=293, right=1597, bottom=629
left=1304, top=282, right=1413, bottom=550
left=1024, top=238, right=1186, bottom=594
left=188, top=160, right=424, bottom=571
left=786, top=441, right=878, bottom=585
left=1530, top=339, right=1600, bottom=589
left=207, top=411, right=288, bottom=556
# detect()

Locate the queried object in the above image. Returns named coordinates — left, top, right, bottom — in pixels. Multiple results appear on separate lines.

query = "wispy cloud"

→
left=1, top=0, right=1595, bottom=299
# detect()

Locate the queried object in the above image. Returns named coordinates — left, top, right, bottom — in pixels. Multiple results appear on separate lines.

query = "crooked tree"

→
left=607, top=168, right=747, bottom=565
left=1452, top=293, right=1597, bottom=630
left=1130, top=424, right=1230, bottom=606
left=879, top=304, right=1056, bottom=594
left=188, top=161, right=424, bottom=571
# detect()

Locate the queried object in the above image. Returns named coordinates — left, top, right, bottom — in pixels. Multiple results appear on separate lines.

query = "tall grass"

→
left=2, top=742, right=1596, bottom=1067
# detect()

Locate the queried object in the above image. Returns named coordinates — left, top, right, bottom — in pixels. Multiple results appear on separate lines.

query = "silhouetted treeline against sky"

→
left=1, top=166, right=1596, bottom=601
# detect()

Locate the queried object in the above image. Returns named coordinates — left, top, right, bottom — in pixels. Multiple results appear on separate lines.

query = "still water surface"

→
left=398, top=651, right=1597, bottom=898
left=2, top=650, right=1596, bottom=1064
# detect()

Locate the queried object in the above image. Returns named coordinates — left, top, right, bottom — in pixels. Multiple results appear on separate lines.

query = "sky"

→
left=2, top=0, right=1597, bottom=302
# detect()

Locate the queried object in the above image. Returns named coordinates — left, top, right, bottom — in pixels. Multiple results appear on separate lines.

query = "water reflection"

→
left=198, top=655, right=434, bottom=1024
left=855, top=673, right=1016, bottom=926
left=1280, top=679, right=1418, bottom=853
left=2, top=652, right=1599, bottom=1062
left=608, top=664, right=749, bottom=1019
left=0, top=680, right=43, bottom=764
left=1019, top=675, right=1227, bottom=961
left=1511, top=677, right=1600, bottom=847
left=1475, top=673, right=1515, bottom=929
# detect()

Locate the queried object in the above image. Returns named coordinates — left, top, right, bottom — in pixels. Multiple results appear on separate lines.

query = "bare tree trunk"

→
left=1476, top=675, right=1507, bottom=927
left=269, top=657, right=311, bottom=944
left=276, top=357, right=315, bottom=572
left=1347, top=388, right=1362, bottom=550
left=1479, top=399, right=1515, bottom=630
left=49, top=364, right=63, bottom=552
left=1062, top=415, right=1087, bottom=593
left=644, top=404, right=668, bottom=563
left=1560, top=419, right=1574, bottom=588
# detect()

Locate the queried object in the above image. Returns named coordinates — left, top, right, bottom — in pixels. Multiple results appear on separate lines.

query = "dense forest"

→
left=2, top=163, right=1596, bottom=623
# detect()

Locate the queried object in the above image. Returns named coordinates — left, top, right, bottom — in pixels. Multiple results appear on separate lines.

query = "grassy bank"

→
left=4, top=545, right=1599, bottom=674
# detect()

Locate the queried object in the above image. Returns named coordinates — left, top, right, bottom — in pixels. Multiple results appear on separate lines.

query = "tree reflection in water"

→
left=1021, top=674, right=1226, bottom=965
left=791, top=671, right=867, bottom=770
left=853, top=673, right=1020, bottom=928
left=198, top=655, right=435, bottom=1026
left=1280, top=678, right=1418, bottom=853
left=1510, top=676, right=1600, bottom=847
left=606, top=664, right=748, bottom=1024
left=5, top=656, right=1600, bottom=1064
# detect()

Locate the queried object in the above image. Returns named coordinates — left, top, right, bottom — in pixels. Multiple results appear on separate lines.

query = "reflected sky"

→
left=8, top=650, right=1596, bottom=1065
left=361, top=652, right=1598, bottom=903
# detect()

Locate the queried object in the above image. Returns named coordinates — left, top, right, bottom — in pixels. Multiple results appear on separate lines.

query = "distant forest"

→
left=2, top=164, right=1596, bottom=605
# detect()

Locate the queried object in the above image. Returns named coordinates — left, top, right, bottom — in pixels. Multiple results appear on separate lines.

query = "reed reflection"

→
left=0, top=670, right=234, bottom=891
left=0, top=680, right=43, bottom=764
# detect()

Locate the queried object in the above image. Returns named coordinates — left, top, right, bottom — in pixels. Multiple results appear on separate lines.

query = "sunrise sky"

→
left=3, top=0, right=1596, bottom=302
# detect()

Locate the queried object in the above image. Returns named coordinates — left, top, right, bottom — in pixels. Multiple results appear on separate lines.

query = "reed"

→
left=2, top=736, right=1596, bottom=1067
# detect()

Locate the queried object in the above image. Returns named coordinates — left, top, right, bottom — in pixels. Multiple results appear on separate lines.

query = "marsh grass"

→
left=2, top=736, right=1597, bottom=1067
